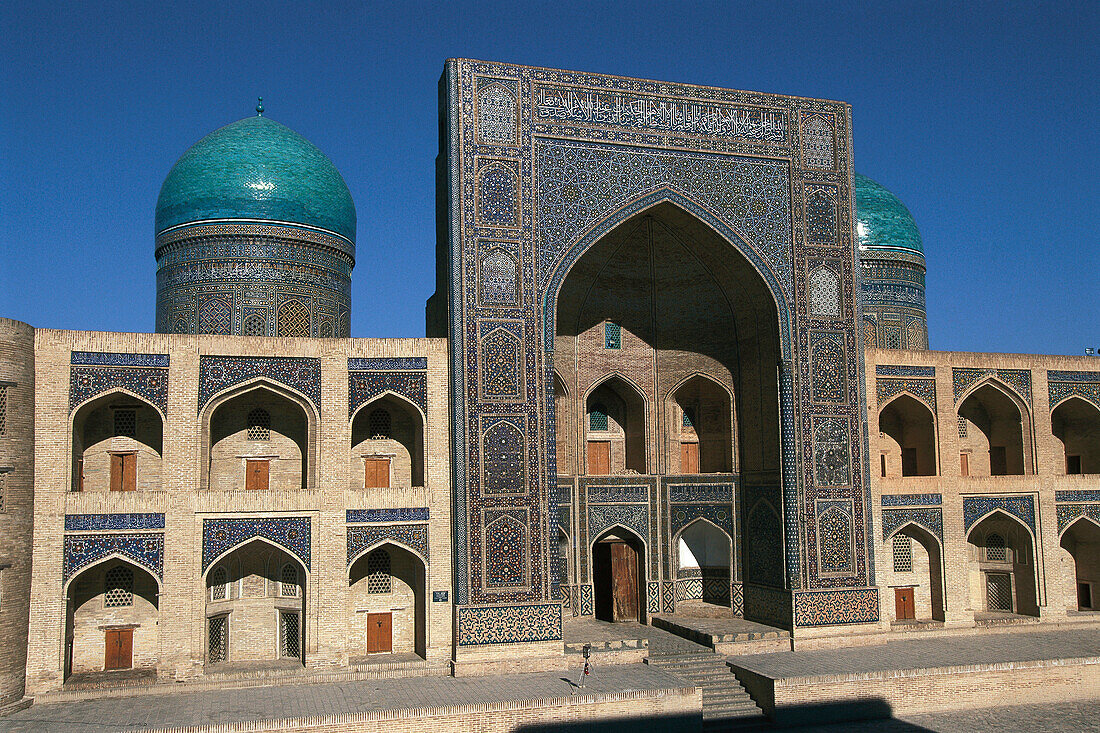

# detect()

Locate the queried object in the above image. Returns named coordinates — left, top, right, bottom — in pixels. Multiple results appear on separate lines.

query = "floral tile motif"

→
left=199, top=356, right=321, bottom=410
left=456, top=602, right=561, bottom=646
left=1055, top=490, right=1100, bottom=503
left=63, top=533, right=164, bottom=582
left=881, top=493, right=942, bottom=507
left=962, top=495, right=1035, bottom=534
left=70, top=364, right=168, bottom=414
left=202, top=516, right=311, bottom=571
left=876, top=378, right=936, bottom=410
left=346, top=508, right=428, bottom=523
left=881, top=507, right=943, bottom=542
left=875, top=365, right=934, bottom=378
left=347, top=523, right=428, bottom=565
left=1056, top=504, right=1100, bottom=534
left=794, top=588, right=878, bottom=626
left=348, top=357, right=427, bottom=371
left=349, top=370, right=428, bottom=416
left=952, top=367, right=1031, bottom=404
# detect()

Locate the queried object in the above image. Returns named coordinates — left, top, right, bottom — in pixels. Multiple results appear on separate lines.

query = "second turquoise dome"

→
left=155, top=115, right=356, bottom=243
left=854, top=173, right=922, bottom=256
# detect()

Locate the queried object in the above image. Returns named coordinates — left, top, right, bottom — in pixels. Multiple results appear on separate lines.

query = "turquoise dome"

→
left=155, top=115, right=355, bottom=243
left=854, top=173, right=922, bottom=255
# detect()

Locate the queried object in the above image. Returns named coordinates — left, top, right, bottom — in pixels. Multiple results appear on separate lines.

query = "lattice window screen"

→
left=366, top=549, right=392, bottom=594
left=369, top=409, right=391, bottom=439
left=604, top=322, right=621, bottom=349
left=243, top=314, right=266, bottom=336
left=114, top=409, right=136, bottom=438
left=279, top=563, right=300, bottom=597
left=281, top=611, right=301, bottom=658
left=589, top=404, right=608, bottom=432
left=247, top=408, right=271, bottom=441
left=210, top=566, right=227, bottom=601
left=279, top=300, right=310, bottom=337
left=208, top=615, right=227, bottom=663
left=957, top=415, right=968, bottom=438
left=986, top=573, right=1013, bottom=611
left=986, top=533, right=1007, bottom=562
left=104, top=566, right=134, bottom=607
left=892, top=535, right=913, bottom=572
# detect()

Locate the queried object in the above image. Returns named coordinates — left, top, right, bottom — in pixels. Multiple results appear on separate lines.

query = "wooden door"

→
left=364, top=457, right=391, bottom=488
left=104, top=628, right=133, bottom=670
left=610, top=541, right=639, bottom=622
left=245, top=459, right=269, bottom=490
left=366, top=612, right=392, bottom=653
left=894, top=587, right=915, bottom=620
left=681, top=442, right=700, bottom=474
left=960, top=453, right=969, bottom=476
left=587, top=441, right=611, bottom=475
left=110, top=453, right=136, bottom=491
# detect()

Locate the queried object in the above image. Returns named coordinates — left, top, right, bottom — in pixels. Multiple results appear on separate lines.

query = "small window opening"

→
left=604, top=322, right=621, bottom=349
left=986, top=533, right=1007, bottom=562
left=892, top=535, right=913, bottom=572
left=247, top=408, right=271, bottom=441
left=104, top=565, right=134, bottom=607
left=366, top=549, right=392, bottom=594
left=589, top=403, right=609, bottom=432
left=279, top=563, right=300, bottom=598
left=369, top=409, right=391, bottom=439
left=113, top=409, right=136, bottom=438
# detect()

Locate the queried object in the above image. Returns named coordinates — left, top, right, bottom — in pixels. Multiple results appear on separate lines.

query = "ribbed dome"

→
left=855, top=173, right=922, bottom=256
left=155, top=115, right=356, bottom=243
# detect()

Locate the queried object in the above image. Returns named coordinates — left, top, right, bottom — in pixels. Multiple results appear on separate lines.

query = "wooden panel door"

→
left=610, top=541, right=639, bottom=622
left=587, top=441, right=611, bottom=475
left=960, top=453, right=969, bottom=477
left=366, top=612, right=392, bottom=653
left=110, top=453, right=136, bottom=491
left=245, top=459, right=269, bottom=490
left=104, top=628, right=133, bottom=670
left=894, top=587, right=915, bottom=620
left=364, top=457, right=391, bottom=488
left=681, top=442, right=700, bottom=474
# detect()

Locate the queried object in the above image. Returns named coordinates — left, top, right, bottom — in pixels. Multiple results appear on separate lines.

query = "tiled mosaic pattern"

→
left=952, top=367, right=1032, bottom=404
left=810, top=332, right=846, bottom=403
left=1055, top=490, right=1100, bottom=503
left=588, top=504, right=649, bottom=542
left=661, top=581, right=675, bottom=613
left=199, top=356, right=321, bottom=409
left=347, top=523, right=428, bottom=564
left=72, top=352, right=169, bottom=367
left=588, top=484, right=648, bottom=503
left=962, top=495, right=1036, bottom=534
left=70, top=359, right=169, bottom=414
left=456, top=603, right=561, bottom=646
left=731, top=582, right=744, bottom=616
left=484, top=511, right=527, bottom=587
left=202, top=516, right=311, bottom=571
left=65, top=513, right=165, bottom=531
left=881, top=493, right=942, bottom=507
left=348, top=357, right=427, bottom=371
left=817, top=501, right=854, bottom=575
left=346, top=508, right=429, bottom=523
left=348, top=371, right=428, bottom=416
left=882, top=507, right=944, bottom=542
left=1048, top=371, right=1100, bottom=411
left=875, top=365, right=935, bottom=378
left=646, top=580, right=661, bottom=613
left=63, top=533, right=164, bottom=582
left=876, top=378, right=936, bottom=410
left=1056, top=504, right=1100, bottom=534
left=669, top=505, right=734, bottom=539
left=743, top=584, right=792, bottom=629
left=579, top=584, right=594, bottom=616
left=794, top=588, right=878, bottom=626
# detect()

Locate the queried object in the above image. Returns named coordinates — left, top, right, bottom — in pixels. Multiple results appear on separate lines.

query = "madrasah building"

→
left=0, top=58, right=1098, bottom=707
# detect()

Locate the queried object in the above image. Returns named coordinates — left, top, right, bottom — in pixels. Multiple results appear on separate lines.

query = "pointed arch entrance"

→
left=592, top=527, right=645, bottom=622
left=885, top=523, right=945, bottom=622
left=878, top=394, right=937, bottom=477
left=957, top=383, right=1032, bottom=476
left=967, top=511, right=1038, bottom=617
left=347, top=542, right=427, bottom=658
left=71, top=391, right=164, bottom=493
left=676, top=519, right=733, bottom=607
left=1052, top=397, right=1100, bottom=474
left=1060, top=517, right=1100, bottom=611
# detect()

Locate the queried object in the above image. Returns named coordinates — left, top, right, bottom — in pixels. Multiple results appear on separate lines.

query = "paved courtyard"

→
left=787, top=699, right=1100, bottom=731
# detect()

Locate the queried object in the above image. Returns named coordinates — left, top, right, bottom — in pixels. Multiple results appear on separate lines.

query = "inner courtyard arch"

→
left=584, top=376, right=647, bottom=475
left=670, top=375, right=734, bottom=474
left=592, top=527, right=646, bottom=623
left=676, top=519, right=733, bottom=607
left=1051, top=397, right=1100, bottom=474
left=350, top=394, right=425, bottom=489
left=347, top=543, right=426, bottom=658
left=71, top=392, right=163, bottom=493
left=957, top=383, right=1032, bottom=476
left=967, top=512, right=1038, bottom=617
left=878, top=393, right=937, bottom=477
left=1060, top=518, right=1100, bottom=611
left=884, top=524, right=945, bottom=622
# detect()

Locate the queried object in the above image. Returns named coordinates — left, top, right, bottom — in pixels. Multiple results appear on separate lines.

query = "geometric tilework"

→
left=65, top=513, right=165, bottom=531
left=881, top=493, right=943, bottom=507
left=346, top=508, right=429, bottom=523
left=881, top=507, right=944, bottom=542
left=71, top=352, right=170, bottom=367
left=1055, top=490, right=1100, bottom=503
left=731, top=582, right=744, bottom=616
left=63, top=532, right=164, bottom=582
left=70, top=365, right=169, bottom=414
left=817, top=502, right=854, bottom=575
left=876, top=377, right=936, bottom=410
left=743, top=584, right=792, bottom=629
left=962, top=495, right=1036, bottom=534
left=348, top=357, right=427, bottom=371
left=661, top=581, right=675, bottom=613
left=1056, top=504, right=1100, bottom=534
left=202, top=516, right=311, bottom=571
left=647, top=580, right=661, bottom=613
left=875, top=365, right=935, bottom=378
left=198, top=356, right=321, bottom=410
left=588, top=504, right=648, bottom=542
left=456, top=602, right=562, bottom=646
left=1048, top=377, right=1100, bottom=411
left=348, top=370, right=428, bottom=416
left=579, top=584, right=595, bottom=616
left=810, top=332, right=845, bottom=403
left=793, top=588, right=878, bottom=626
left=669, top=504, right=734, bottom=538
left=952, top=367, right=1032, bottom=404
left=347, top=523, right=428, bottom=565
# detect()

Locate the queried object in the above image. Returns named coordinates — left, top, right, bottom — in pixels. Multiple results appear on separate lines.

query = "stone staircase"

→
left=646, top=651, right=768, bottom=730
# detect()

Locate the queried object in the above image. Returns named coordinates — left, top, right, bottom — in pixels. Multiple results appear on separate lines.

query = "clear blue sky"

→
left=1, top=1, right=1096, bottom=354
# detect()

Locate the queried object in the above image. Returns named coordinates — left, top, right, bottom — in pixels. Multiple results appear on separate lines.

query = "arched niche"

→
left=348, top=543, right=426, bottom=658
left=350, top=394, right=425, bottom=489
left=676, top=519, right=733, bottom=607
left=64, top=558, right=159, bottom=678
left=878, top=393, right=937, bottom=477
left=958, top=383, right=1032, bottom=476
left=553, top=372, right=574, bottom=476
left=71, top=391, right=163, bottom=493
left=966, top=511, right=1038, bottom=617
left=202, top=382, right=315, bottom=492
left=1060, top=517, right=1100, bottom=611
left=1051, top=397, right=1100, bottom=475
left=670, top=375, right=734, bottom=474
left=885, top=523, right=945, bottom=622
left=591, top=526, right=646, bottom=623
left=584, top=375, right=647, bottom=475
left=204, top=539, right=306, bottom=666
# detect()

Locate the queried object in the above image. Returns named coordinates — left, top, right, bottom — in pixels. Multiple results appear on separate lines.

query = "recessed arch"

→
left=885, top=521, right=945, bottom=622
left=203, top=535, right=311, bottom=580
left=957, top=380, right=1033, bottom=476
left=669, top=373, right=735, bottom=474
left=348, top=541, right=427, bottom=658
left=584, top=374, right=648, bottom=475
left=966, top=509, right=1038, bottom=617
left=347, top=538, right=429, bottom=572
left=1051, top=396, right=1100, bottom=474
left=350, top=391, right=425, bottom=489
left=591, top=524, right=647, bottom=622
left=70, top=389, right=164, bottom=493
left=878, top=392, right=938, bottom=477
left=675, top=517, right=733, bottom=607
left=1059, top=516, right=1100, bottom=611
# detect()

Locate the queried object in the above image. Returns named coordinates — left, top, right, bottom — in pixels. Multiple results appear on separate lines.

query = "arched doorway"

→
left=671, top=376, right=734, bottom=474
left=350, top=394, right=425, bottom=489
left=552, top=202, right=783, bottom=594
left=967, top=512, right=1038, bottom=617
left=1052, top=398, right=1100, bottom=474
left=204, top=540, right=307, bottom=666
left=878, top=394, right=937, bottom=477
left=347, top=543, right=426, bottom=658
left=957, top=383, right=1031, bottom=476
left=65, top=559, right=159, bottom=678
left=885, top=524, right=945, bottom=622
left=584, top=376, right=646, bottom=475
left=204, top=383, right=314, bottom=492
left=1060, top=518, right=1100, bottom=611
left=71, top=392, right=163, bottom=493
left=676, top=519, right=733, bottom=607
left=592, top=528, right=645, bottom=622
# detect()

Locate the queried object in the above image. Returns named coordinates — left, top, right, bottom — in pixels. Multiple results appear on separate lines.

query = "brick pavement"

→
left=732, top=627, right=1100, bottom=678
left=0, top=663, right=688, bottom=732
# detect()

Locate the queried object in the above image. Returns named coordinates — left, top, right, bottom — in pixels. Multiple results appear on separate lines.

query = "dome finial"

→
left=256, top=97, right=264, bottom=117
